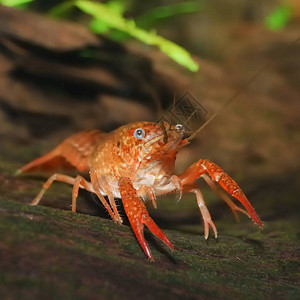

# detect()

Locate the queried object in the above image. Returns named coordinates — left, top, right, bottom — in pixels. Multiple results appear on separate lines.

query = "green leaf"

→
left=106, top=0, right=126, bottom=15
left=265, top=5, right=292, bottom=31
left=74, top=0, right=199, bottom=72
left=89, top=18, right=110, bottom=35
left=0, top=0, right=33, bottom=7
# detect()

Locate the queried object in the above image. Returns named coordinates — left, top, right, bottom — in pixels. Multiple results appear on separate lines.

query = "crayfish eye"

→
left=133, top=128, right=145, bottom=139
left=175, top=124, right=183, bottom=131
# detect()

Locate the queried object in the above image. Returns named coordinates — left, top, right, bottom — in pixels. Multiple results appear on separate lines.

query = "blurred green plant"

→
left=0, top=0, right=200, bottom=72
left=75, top=0, right=199, bottom=72
left=96, top=1, right=202, bottom=43
left=0, top=0, right=33, bottom=7
left=52, top=0, right=199, bottom=72
left=265, top=5, right=292, bottom=31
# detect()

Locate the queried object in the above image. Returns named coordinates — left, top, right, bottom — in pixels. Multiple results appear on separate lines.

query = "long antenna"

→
left=188, top=37, right=300, bottom=142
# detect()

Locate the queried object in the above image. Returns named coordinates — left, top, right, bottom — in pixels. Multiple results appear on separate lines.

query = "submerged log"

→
left=0, top=5, right=178, bottom=139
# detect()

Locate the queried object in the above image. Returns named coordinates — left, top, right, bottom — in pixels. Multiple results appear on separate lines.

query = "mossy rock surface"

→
left=0, top=194, right=299, bottom=299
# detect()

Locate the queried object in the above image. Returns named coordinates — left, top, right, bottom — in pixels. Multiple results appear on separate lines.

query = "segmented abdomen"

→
left=18, top=130, right=105, bottom=174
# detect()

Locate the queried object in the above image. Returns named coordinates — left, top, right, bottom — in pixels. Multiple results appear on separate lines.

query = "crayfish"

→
left=18, top=121, right=262, bottom=261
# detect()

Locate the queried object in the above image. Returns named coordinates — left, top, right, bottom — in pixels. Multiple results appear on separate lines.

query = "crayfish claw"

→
left=119, top=177, right=173, bottom=261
